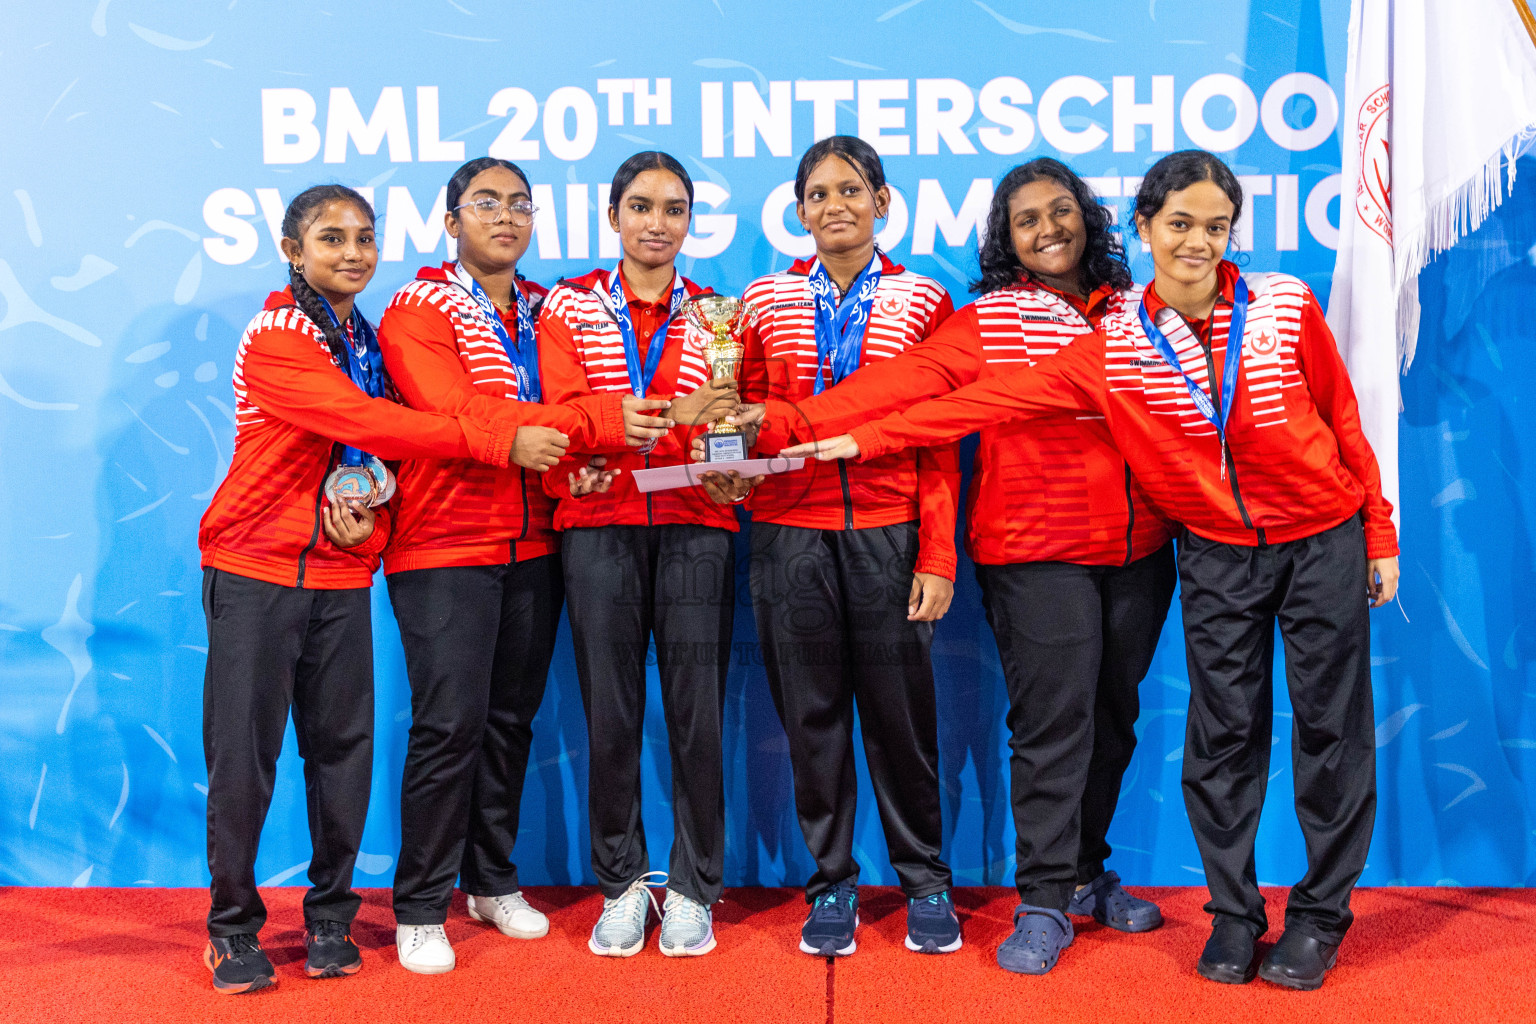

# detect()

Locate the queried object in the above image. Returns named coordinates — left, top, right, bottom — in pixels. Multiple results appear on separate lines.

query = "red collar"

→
left=616, top=264, right=670, bottom=312
left=1141, top=259, right=1239, bottom=318
left=264, top=286, right=295, bottom=311
left=1020, top=276, right=1119, bottom=319
left=559, top=266, right=701, bottom=308
left=416, top=262, right=543, bottom=303
left=788, top=250, right=904, bottom=278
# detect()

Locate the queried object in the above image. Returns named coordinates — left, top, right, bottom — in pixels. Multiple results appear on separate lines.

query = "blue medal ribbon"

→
left=809, top=255, right=882, bottom=396
left=313, top=292, right=385, bottom=468
left=453, top=263, right=540, bottom=403
left=610, top=264, right=687, bottom=397
left=1136, top=276, right=1249, bottom=476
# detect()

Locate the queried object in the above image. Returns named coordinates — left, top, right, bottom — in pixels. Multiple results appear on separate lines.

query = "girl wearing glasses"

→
left=376, top=157, right=672, bottom=974
left=538, top=151, right=740, bottom=958
left=200, top=184, right=533, bottom=993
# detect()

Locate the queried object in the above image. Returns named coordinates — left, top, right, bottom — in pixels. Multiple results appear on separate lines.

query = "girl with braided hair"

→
left=197, top=184, right=532, bottom=993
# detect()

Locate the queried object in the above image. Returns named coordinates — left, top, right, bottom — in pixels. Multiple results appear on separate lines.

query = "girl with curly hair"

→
left=719, top=156, right=1176, bottom=975
left=783, top=151, right=1399, bottom=992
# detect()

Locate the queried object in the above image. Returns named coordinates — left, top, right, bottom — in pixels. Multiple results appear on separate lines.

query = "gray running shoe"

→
left=588, top=871, right=665, bottom=957
left=659, top=889, right=716, bottom=957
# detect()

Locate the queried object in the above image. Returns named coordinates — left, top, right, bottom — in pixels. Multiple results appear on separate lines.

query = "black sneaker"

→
left=904, top=889, right=962, bottom=953
left=799, top=881, right=859, bottom=956
left=205, top=934, right=276, bottom=994
left=305, top=919, right=363, bottom=978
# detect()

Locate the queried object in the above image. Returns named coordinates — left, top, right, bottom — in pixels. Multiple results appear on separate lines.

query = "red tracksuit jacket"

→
left=199, top=288, right=521, bottom=589
left=740, top=253, right=961, bottom=580
left=845, top=262, right=1398, bottom=559
left=778, top=277, right=1172, bottom=567
left=377, top=265, right=628, bottom=571
left=538, top=266, right=738, bottom=532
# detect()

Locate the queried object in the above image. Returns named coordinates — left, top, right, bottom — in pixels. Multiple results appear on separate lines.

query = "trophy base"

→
left=703, top=432, right=748, bottom=463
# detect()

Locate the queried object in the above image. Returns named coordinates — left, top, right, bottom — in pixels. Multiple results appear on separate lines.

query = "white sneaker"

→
left=396, top=923, right=455, bottom=975
left=467, top=891, right=550, bottom=940
left=589, top=871, right=666, bottom=957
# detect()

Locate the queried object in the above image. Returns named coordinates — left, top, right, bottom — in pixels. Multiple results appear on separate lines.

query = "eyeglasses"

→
left=454, top=197, right=538, bottom=225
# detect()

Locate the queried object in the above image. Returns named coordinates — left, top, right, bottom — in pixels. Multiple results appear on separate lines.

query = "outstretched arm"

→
left=785, top=331, right=1107, bottom=462
left=242, top=326, right=511, bottom=466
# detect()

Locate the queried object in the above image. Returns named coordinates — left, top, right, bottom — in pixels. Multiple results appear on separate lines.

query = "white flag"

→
left=1327, top=0, right=1536, bottom=523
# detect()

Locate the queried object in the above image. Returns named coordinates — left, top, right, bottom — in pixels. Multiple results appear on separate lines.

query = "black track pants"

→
left=751, top=520, right=952, bottom=901
left=387, top=556, right=564, bottom=925
left=977, top=542, right=1176, bottom=911
left=1178, top=514, right=1376, bottom=944
left=561, top=524, right=733, bottom=906
left=202, top=568, right=374, bottom=937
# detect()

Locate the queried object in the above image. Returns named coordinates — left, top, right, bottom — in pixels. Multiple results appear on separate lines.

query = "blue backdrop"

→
left=3, top=0, right=1533, bottom=893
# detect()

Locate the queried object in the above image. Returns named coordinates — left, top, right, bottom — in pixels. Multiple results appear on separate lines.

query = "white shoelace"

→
left=663, top=890, right=709, bottom=931
left=598, top=870, right=668, bottom=933
left=485, top=892, right=534, bottom=917
left=403, top=924, right=449, bottom=953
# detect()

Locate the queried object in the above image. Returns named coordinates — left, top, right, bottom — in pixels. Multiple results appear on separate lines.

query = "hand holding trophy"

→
left=684, top=294, right=760, bottom=463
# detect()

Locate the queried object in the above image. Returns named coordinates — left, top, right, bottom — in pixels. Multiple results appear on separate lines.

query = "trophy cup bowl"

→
left=684, top=294, right=759, bottom=463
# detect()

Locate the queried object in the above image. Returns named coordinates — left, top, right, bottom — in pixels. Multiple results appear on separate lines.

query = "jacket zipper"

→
left=838, top=460, right=854, bottom=530
left=1121, top=465, right=1136, bottom=565
left=512, top=466, right=531, bottom=562
left=1194, top=315, right=1255, bottom=532
left=295, top=451, right=332, bottom=587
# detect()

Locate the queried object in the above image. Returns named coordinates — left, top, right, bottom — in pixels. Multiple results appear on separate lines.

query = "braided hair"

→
left=972, top=158, right=1131, bottom=296
left=282, top=184, right=375, bottom=364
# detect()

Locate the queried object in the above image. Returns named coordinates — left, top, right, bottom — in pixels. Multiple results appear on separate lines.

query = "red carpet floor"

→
left=1, top=885, right=1532, bottom=1023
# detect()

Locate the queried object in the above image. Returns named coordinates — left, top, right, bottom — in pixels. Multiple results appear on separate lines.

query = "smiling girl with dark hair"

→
left=785, top=149, right=1400, bottom=992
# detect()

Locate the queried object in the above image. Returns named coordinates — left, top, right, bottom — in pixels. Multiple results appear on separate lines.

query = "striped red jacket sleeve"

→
left=1294, top=291, right=1399, bottom=558
left=536, top=300, right=598, bottom=501
left=239, top=324, right=519, bottom=464
left=850, top=331, right=1105, bottom=459
left=777, top=302, right=985, bottom=444
left=910, top=288, right=960, bottom=580
left=378, top=302, right=625, bottom=451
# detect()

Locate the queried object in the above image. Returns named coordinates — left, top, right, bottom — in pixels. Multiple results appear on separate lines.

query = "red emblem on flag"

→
left=1355, top=85, right=1392, bottom=246
left=877, top=296, right=906, bottom=319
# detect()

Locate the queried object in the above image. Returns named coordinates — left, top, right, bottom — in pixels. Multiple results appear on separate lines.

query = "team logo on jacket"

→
left=877, top=295, right=907, bottom=320
left=1250, top=330, right=1279, bottom=356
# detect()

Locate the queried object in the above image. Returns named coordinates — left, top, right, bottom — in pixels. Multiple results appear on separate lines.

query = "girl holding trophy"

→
left=721, top=158, right=1177, bottom=975
left=784, top=150, right=1400, bottom=992
left=537, top=151, right=741, bottom=958
left=375, top=157, right=670, bottom=974
left=730, top=135, right=964, bottom=959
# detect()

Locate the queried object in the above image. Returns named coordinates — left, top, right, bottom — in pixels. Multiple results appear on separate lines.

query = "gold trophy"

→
left=684, top=294, right=760, bottom=463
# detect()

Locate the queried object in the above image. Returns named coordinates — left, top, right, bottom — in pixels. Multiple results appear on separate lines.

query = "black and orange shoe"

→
left=304, top=920, right=362, bottom=979
left=205, top=934, right=276, bottom=994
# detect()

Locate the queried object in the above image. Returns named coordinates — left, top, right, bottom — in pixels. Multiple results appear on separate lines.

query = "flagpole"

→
left=1513, top=0, right=1536, bottom=51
